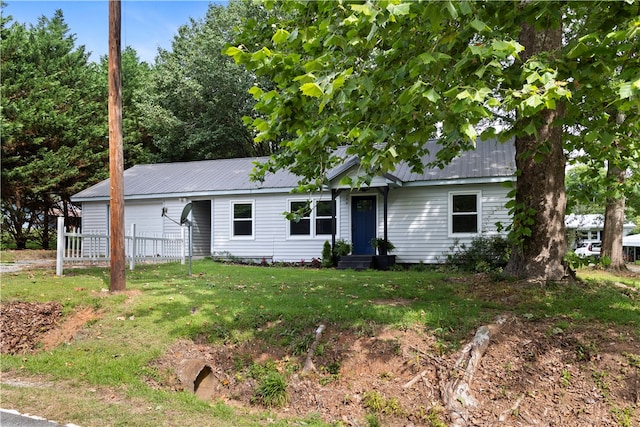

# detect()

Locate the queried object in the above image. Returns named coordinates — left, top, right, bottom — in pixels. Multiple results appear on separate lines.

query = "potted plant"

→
left=371, top=237, right=395, bottom=255
left=371, top=238, right=396, bottom=270
left=333, top=239, right=352, bottom=258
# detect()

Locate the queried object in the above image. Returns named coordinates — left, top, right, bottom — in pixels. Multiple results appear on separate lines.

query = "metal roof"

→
left=72, top=138, right=516, bottom=201
left=623, top=234, right=640, bottom=247
left=565, top=213, right=636, bottom=230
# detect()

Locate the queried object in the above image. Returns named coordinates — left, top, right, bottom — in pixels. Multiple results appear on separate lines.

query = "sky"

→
left=2, top=1, right=225, bottom=63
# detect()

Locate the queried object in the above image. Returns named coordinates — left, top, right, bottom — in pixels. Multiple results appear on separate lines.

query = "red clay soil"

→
left=147, top=316, right=639, bottom=426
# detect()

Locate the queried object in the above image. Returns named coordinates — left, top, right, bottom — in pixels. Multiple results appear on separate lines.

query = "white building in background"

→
left=565, top=213, right=636, bottom=247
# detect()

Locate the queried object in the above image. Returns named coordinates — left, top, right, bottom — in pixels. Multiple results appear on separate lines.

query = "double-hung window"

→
left=315, top=200, right=334, bottom=235
left=449, top=192, right=480, bottom=236
left=289, top=199, right=335, bottom=237
left=289, top=201, right=312, bottom=236
left=232, top=201, right=254, bottom=238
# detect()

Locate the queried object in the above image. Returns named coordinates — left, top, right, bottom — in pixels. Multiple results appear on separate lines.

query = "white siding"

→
left=382, top=183, right=511, bottom=264
left=79, top=202, right=109, bottom=257
left=161, top=199, right=189, bottom=235
left=337, top=194, right=350, bottom=243
left=81, top=202, right=108, bottom=232
left=212, top=193, right=347, bottom=262
left=125, top=201, right=163, bottom=236
left=79, top=182, right=511, bottom=265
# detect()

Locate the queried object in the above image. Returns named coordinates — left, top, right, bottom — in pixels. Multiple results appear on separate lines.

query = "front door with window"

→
left=351, top=195, right=376, bottom=255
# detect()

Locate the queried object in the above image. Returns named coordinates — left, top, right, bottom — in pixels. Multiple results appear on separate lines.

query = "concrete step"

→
left=336, top=255, right=374, bottom=271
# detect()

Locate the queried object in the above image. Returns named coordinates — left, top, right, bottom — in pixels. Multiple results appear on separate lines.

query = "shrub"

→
left=321, top=240, right=334, bottom=267
left=446, top=235, right=510, bottom=273
left=564, top=251, right=611, bottom=271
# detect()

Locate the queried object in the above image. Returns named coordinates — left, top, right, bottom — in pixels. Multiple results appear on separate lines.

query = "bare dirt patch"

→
left=0, top=302, right=98, bottom=354
left=40, top=307, right=99, bottom=351
left=147, top=318, right=640, bottom=426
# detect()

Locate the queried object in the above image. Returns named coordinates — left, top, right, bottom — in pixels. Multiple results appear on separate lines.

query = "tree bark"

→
left=503, top=21, right=568, bottom=282
left=601, top=164, right=627, bottom=270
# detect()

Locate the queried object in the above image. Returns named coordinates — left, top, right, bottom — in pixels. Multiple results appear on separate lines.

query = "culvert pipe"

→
left=178, top=359, right=217, bottom=400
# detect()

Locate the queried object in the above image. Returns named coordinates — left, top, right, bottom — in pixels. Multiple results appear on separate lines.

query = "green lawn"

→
left=1, top=260, right=638, bottom=426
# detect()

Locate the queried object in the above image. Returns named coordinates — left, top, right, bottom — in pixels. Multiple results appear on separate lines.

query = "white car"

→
left=574, top=241, right=601, bottom=257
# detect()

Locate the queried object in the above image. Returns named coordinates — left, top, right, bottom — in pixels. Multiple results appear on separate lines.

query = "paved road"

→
left=0, top=410, right=80, bottom=427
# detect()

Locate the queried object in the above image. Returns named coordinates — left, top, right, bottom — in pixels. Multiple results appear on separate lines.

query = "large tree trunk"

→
left=6, top=195, right=30, bottom=250
left=503, top=21, right=568, bottom=282
left=601, top=164, right=627, bottom=270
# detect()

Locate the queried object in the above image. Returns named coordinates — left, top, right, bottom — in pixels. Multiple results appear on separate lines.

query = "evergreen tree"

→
left=1, top=10, right=106, bottom=248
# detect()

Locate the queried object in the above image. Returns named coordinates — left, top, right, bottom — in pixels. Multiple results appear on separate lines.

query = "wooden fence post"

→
left=56, top=217, right=65, bottom=276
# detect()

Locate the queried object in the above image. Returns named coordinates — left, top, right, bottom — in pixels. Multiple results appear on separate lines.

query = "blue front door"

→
left=352, top=195, right=376, bottom=255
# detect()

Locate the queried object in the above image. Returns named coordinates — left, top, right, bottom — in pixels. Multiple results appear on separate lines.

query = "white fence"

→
left=56, top=217, right=186, bottom=275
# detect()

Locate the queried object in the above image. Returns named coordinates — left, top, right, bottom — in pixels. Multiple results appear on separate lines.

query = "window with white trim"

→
left=315, top=200, right=334, bottom=235
left=449, top=192, right=480, bottom=235
left=232, top=201, right=254, bottom=237
left=289, top=201, right=311, bottom=236
left=288, top=199, right=335, bottom=237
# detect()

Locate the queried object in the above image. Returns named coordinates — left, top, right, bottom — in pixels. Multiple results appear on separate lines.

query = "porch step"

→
left=336, top=255, right=374, bottom=271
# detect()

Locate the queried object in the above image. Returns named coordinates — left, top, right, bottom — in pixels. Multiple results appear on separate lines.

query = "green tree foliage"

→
left=562, top=3, right=640, bottom=268
left=139, top=0, right=272, bottom=162
left=228, top=0, right=640, bottom=280
left=566, top=165, right=639, bottom=219
left=97, top=47, right=154, bottom=168
left=565, top=166, right=607, bottom=215
left=1, top=9, right=107, bottom=248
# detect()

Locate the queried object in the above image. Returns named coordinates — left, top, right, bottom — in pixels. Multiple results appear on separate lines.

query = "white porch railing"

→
left=56, top=217, right=186, bottom=275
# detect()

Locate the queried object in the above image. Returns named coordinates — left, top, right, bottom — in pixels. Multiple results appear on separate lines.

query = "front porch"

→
left=330, top=183, right=395, bottom=271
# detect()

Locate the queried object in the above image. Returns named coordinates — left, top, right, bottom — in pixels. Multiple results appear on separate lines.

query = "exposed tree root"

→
left=302, top=324, right=325, bottom=373
left=443, top=315, right=508, bottom=426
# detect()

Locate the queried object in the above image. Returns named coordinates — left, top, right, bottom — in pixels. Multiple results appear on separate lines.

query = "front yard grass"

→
left=1, top=260, right=638, bottom=426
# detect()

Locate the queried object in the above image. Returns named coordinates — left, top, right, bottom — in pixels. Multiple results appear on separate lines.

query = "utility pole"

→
left=108, top=0, right=126, bottom=291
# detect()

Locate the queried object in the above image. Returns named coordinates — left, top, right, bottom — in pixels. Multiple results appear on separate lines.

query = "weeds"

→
left=591, top=370, right=609, bottom=396
left=560, top=369, right=571, bottom=387
left=362, top=390, right=404, bottom=416
left=416, top=405, right=447, bottom=427
left=251, top=371, right=288, bottom=408
left=623, top=352, right=640, bottom=368
left=364, top=413, right=381, bottom=427
left=575, top=341, right=598, bottom=362
left=612, top=406, right=634, bottom=427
